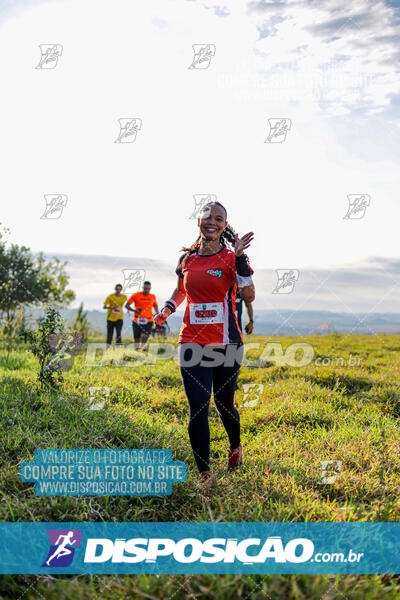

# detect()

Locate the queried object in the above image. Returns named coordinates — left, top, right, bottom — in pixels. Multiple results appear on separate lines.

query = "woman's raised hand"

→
left=234, top=232, right=254, bottom=256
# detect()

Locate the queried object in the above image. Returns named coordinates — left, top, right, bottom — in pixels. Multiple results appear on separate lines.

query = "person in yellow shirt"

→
left=103, top=284, right=127, bottom=347
left=125, top=281, right=158, bottom=347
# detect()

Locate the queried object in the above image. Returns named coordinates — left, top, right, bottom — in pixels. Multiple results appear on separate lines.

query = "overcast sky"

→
left=1, top=0, right=399, bottom=312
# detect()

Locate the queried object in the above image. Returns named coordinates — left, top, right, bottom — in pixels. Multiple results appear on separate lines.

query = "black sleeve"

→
left=175, top=253, right=186, bottom=279
left=235, top=253, right=252, bottom=276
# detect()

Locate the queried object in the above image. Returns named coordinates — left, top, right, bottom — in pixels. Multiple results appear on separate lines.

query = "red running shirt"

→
left=176, top=247, right=253, bottom=345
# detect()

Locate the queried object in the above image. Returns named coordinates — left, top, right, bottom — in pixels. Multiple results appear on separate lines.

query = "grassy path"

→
left=1, top=334, right=399, bottom=598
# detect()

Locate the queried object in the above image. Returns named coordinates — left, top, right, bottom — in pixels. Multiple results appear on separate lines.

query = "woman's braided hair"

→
left=180, top=201, right=237, bottom=269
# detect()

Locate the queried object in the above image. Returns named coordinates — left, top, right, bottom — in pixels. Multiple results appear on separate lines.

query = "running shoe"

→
left=198, top=470, right=213, bottom=488
left=228, top=444, right=243, bottom=470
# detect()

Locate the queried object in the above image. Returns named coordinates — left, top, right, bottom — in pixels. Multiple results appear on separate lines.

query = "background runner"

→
left=103, top=283, right=127, bottom=347
left=125, top=281, right=158, bottom=348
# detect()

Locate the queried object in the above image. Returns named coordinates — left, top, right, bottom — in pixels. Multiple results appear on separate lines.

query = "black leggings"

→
left=178, top=343, right=243, bottom=473
left=106, top=319, right=123, bottom=346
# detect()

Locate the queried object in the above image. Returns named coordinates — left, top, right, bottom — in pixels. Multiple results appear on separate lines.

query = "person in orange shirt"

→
left=125, top=281, right=158, bottom=347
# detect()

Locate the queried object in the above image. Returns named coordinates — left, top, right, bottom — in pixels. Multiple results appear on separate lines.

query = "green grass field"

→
left=1, top=333, right=400, bottom=599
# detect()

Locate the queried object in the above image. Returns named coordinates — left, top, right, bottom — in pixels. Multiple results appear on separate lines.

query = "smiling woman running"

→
left=154, top=201, right=255, bottom=485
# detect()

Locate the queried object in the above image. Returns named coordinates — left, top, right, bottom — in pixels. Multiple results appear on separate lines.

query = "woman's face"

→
left=198, top=204, right=227, bottom=242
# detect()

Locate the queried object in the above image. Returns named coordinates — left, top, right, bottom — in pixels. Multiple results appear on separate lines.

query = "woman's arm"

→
left=172, top=276, right=186, bottom=303
left=154, top=276, right=186, bottom=324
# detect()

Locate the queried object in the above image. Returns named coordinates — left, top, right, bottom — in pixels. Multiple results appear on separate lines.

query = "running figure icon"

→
left=45, top=531, right=77, bottom=565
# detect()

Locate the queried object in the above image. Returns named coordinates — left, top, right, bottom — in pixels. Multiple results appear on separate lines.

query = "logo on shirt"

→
left=206, top=269, right=222, bottom=278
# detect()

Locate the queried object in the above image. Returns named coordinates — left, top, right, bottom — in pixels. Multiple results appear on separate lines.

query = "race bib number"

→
left=111, top=306, right=122, bottom=314
left=189, top=302, right=224, bottom=324
left=137, top=317, right=148, bottom=325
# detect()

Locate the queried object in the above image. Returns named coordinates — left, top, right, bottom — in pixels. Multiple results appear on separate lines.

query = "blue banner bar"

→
left=0, top=522, right=398, bottom=574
